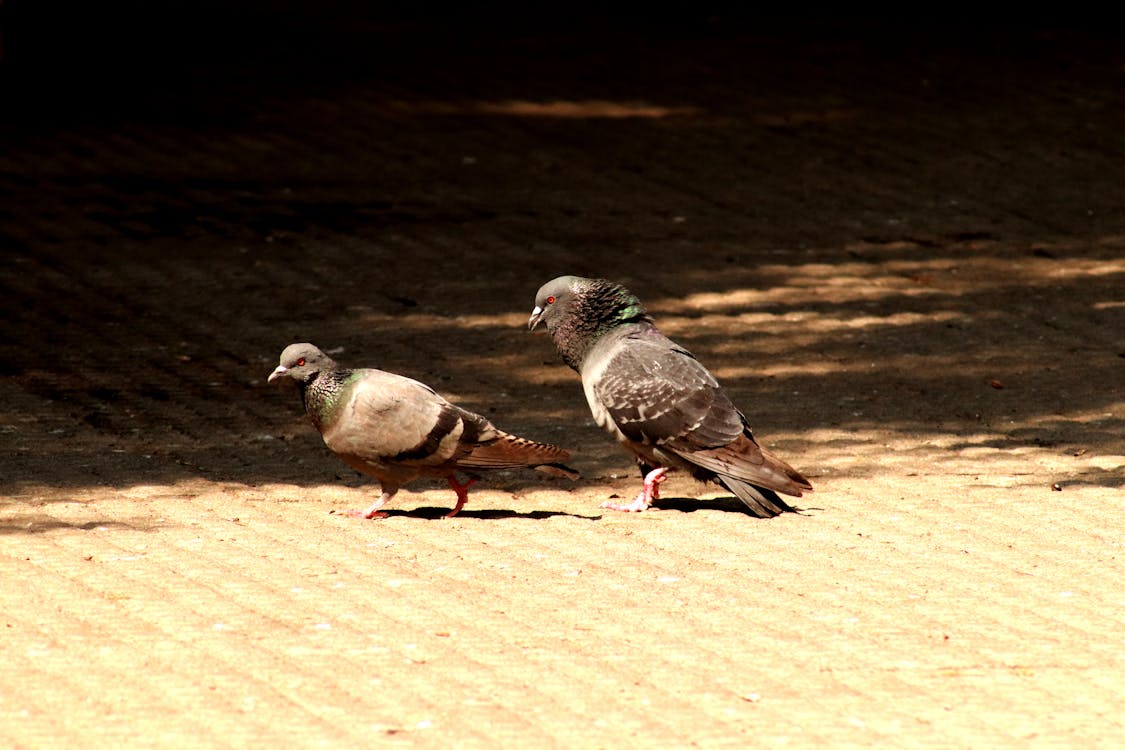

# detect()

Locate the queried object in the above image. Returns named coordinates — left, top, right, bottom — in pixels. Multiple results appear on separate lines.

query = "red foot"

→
left=601, top=467, right=668, bottom=512
left=343, top=496, right=389, bottom=519
left=343, top=508, right=389, bottom=519
left=443, top=476, right=478, bottom=518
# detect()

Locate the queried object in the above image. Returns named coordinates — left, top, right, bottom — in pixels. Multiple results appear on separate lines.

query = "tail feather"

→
left=457, top=430, right=576, bottom=475
left=535, top=463, right=581, bottom=480
left=687, top=439, right=813, bottom=498
left=718, top=476, right=798, bottom=518
left=759, top=444, right=814, bottom=494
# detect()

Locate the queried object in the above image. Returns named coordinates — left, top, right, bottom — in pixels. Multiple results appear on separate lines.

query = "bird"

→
left=528, top=276, right=811, bottom=517
left=268, top=343, right=578, bottom=518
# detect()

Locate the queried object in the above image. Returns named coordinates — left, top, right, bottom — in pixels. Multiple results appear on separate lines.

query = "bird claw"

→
left=601, top=467, right=668, bottom=512
left=442, top=476, right=477, bottom=518
left=341, top=507, right=389, bottom=520
left=340, top=495, right=390, bottom=519
left=601, top=495, right=652, bottom=512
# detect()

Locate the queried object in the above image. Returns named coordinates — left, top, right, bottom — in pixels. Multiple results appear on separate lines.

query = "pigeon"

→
left=528, top=276, right=811, bottom=517
left=268, top=343, right=578, bottom=518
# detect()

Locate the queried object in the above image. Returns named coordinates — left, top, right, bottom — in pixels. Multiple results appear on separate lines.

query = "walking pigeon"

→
left=528, top=276, right=811, bottom=517
left=268, top=343, right=578, bottom=518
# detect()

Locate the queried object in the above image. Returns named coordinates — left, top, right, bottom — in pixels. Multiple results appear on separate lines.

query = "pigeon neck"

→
left=556, top=288, right=651, bottom=370
left=301, top=368, right=352, bottom=428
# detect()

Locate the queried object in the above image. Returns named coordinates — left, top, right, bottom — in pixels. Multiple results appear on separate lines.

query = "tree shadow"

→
left=1060, top=467, right=1125, bottom=490
left=1, top=10, right=1121, bottom=500
left=0, top=516, right=156, bottom=535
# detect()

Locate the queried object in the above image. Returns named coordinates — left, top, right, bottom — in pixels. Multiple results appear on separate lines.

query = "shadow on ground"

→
left=1, top=9, right=1121, bottom=495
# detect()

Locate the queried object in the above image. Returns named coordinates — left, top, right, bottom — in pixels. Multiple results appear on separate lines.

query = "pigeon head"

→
left=268, top=343, right=337, bottom=385
left=529, top=276, right=650, bottom=369
left=529, top=276, right=649, bottom=333
left=528, top=275, right=583, bottom=334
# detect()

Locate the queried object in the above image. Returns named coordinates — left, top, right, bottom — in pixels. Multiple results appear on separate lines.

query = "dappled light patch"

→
left=392, top=99, right=702, bottom=119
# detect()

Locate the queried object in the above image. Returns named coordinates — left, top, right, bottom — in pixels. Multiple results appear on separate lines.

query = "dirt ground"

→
left=1, top=7, right=1123, bottom=748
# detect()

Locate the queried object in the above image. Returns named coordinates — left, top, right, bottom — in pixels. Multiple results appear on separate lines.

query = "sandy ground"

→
left=1, top=8, right=1123, bottom=748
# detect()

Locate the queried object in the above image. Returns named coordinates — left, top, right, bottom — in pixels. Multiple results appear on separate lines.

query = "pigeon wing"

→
left=321, top=371, right=473, bottom=471
left=325, top=370, right=574, bottom=478
left=592, top=334, right=744, bottom=448
left=445, top=407, right=575, bottom=474
left=594, top=334, right=810, bottom=496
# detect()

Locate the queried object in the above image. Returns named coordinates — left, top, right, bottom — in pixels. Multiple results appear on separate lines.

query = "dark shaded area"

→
left=0, top=515, right=153, bottom=534
left=1, top=6, right=1122, bottom=493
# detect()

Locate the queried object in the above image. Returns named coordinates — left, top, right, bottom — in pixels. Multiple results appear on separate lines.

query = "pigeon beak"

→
left=528, top=306, right=544, bottom=332
left=267, top=365, right=288, bottom=383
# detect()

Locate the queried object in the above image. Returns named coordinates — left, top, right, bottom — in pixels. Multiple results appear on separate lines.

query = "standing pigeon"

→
left=528, top=276, right=811, bottom=517
left=268, top=343, right=578, bottom=518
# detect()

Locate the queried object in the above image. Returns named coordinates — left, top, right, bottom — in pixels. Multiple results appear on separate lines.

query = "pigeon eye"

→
left=546, top=295, right=556, bottom=304
left=296, top=357, right=306, bottom=366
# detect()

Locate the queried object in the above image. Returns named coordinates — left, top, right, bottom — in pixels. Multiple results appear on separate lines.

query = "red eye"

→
left=296, top=357, right=306, bottom=366
left=546, top=295, right=556, bottom=304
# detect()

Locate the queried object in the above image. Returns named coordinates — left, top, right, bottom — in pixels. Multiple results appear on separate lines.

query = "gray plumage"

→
left=528, top=276, right=811, bottom=517
left=268, top=343, right=577, bottom=518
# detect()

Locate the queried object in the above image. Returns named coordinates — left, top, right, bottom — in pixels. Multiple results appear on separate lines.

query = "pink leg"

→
left=444, top=476, right=478, bottom=518
left=601, top=467, right=668, bottom=512
left=343, top=489, right=394, bottom=519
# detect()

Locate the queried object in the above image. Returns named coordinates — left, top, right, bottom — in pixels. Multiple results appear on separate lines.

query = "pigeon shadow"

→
left=332, top=507, right=602, bottom=521
left=649, top=495, right=820, bottom=516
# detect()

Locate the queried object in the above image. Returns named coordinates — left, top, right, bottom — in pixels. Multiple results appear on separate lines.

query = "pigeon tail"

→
left=758, top=444, right=815, bottom=495
left=459, top=431, right=578, bottom=476
left=717, top=476, right=798, bottom=518
left=535, top=463, right=581, bottom=480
